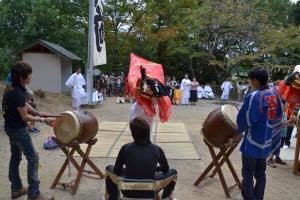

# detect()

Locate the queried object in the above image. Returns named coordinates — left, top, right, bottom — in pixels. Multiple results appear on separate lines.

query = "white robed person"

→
left=180, top=74, right=191, bottom=105
left=65, top=68, right=87, bottom=109
left=204, top=83, right=215, bottom=99
left=92, top=89, right=104, bottom=104
left=197, top=86, right=204, bottom=99
left=220, top=78, right=233, bottom=101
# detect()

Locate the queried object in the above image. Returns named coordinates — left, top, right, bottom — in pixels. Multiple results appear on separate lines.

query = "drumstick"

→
left=44, top=115, right=62, bottom=118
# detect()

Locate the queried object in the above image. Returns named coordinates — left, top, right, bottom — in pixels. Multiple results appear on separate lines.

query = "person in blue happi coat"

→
left=237, top=67, right=283, bottom=200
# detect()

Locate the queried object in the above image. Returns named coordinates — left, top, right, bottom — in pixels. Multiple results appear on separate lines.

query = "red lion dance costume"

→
left=278, top=65, right=300, bottom=118
left=128, top=53, right=171, bottom=122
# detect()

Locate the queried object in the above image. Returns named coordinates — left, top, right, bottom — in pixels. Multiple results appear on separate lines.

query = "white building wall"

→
left=23, top=53, right=61, bottom=93
left=61, top=58, right=72, bottom=94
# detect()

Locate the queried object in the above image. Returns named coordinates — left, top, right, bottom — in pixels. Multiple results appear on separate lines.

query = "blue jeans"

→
left=5, top=127, right=40, bottom=198
left=241, top=154, right=266, bottom=200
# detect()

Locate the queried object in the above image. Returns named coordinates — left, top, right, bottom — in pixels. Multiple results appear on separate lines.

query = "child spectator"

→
left=173, top=85, right=182, bottom=105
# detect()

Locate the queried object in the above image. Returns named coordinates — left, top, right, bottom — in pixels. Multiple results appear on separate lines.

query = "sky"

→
left=291, top=0, right=299, bottom=3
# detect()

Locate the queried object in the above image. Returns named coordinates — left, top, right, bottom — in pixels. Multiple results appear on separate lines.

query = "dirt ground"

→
left=0, top=86, right=300, bottom=200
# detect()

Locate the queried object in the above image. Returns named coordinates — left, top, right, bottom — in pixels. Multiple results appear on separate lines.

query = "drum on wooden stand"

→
left=202, top=104, right=240, bottom=148
left=50, top=110, right=104, bottom=195
left=54, top=110, right=98, bottom=145
left=195, top=104, right=242, bottom=198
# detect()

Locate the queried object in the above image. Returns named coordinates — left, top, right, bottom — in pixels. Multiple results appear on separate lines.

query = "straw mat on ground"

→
left=67, top=122, right=200, bottom=160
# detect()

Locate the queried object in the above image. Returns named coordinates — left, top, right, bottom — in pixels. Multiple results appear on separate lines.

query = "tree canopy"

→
left=0, top=0, right=299, bottom=83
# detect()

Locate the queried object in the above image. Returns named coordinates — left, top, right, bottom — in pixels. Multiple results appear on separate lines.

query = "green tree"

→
left=291, top=1, right=300, bottom=26
left=103, top=0, right=147, bottom=72
left=0, top=0, right=299, bottom=82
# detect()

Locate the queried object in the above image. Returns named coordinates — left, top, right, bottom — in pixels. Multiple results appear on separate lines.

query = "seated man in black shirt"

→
left=105, top=117, right=177, bottom=200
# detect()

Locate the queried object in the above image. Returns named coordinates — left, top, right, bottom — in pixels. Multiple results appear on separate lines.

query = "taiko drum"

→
left=202, top=104, right=240, bottom=148
left=54, top=110, right=98, bottom=145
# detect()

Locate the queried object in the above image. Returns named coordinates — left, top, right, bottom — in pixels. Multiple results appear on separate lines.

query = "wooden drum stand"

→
left=194, top=135, right=242, bottom=198
left=50, top=137, right=104, bottom=195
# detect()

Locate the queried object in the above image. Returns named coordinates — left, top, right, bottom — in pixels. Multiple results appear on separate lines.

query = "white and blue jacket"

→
left=237, top=88, right=283, bottom=159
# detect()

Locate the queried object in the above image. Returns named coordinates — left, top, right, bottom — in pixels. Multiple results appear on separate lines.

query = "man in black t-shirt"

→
left=105, top=117, right=177, bottom=200
left=2, top=62, right=54, bottom=200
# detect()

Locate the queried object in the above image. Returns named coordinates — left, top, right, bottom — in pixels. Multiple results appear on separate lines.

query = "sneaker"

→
left=12, top=187, right=28, bottom=199
left=283, top=145, right=289, bottom=149
left=267, top=158, right=276, bottom=168
left=275, top=156, right=287, bottom=165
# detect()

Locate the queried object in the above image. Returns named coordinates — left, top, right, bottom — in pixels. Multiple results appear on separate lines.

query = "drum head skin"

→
left=54, top=111, right=80, bottom=144
left=220, top=105, right=238, bottom=129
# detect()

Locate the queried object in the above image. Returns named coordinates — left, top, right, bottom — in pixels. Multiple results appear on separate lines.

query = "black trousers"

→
left=285, top=126, right=294, bottom=146
left=241, top=154, right=266, bottom=200
left=105, top=165, right=177, bottom=200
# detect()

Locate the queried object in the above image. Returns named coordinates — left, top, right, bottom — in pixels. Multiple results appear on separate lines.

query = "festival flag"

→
left=92, top=0, right=107, bottom=66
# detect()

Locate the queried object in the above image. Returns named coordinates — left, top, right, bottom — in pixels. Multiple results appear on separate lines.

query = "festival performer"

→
left=203, top=83, right=215, bottom=99
left=174, top=85, right=182, bottom=105
left=190, top=77, right=199, bottom=105
left=129, top=101, right=154, bottom=131
left=105, top=117, right=177, bottom=200
left=65, top=68, right=87, bottom=109
left=180, top=74, right=191, bottom=105
left=221, top=78, right=233, bottom=101
left=237, top=67, right=282, bottom=200
left=278, top=65, right=300, bottom=119
left=2, top=62, right=54, bottom=200
left=127, top=54, right=171, bottom=125
left=276, top=65, right=300, bottom=149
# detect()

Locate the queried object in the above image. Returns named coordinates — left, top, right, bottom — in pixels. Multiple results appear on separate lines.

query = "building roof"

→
left=17, top=39, right=82, bottom=61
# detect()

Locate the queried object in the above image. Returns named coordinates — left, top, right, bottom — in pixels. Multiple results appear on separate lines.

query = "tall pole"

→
left=86, top=0, right=94, bottom=104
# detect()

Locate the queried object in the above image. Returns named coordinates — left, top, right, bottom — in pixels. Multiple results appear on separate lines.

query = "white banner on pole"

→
left=92, top=0, right=107, bottom=66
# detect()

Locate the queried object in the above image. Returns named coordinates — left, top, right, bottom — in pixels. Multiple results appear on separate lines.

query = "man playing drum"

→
left=236, top=67, right=283, bottom=200
left=2, top=62, right=54, bottom=200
